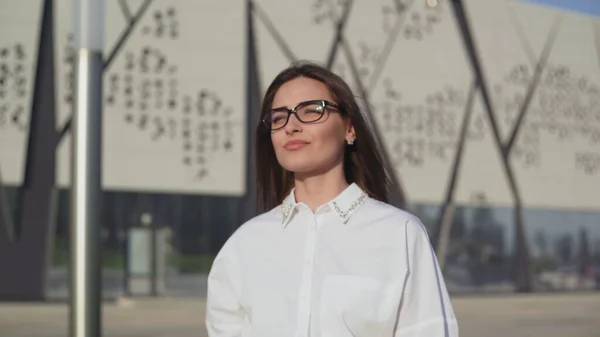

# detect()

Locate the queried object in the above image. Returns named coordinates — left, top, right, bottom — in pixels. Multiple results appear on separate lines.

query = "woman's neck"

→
left=293, top=166, right=349, bottom=212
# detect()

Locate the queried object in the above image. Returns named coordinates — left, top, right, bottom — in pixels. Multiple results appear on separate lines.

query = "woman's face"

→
left=270, top=77, right=355, bottom=176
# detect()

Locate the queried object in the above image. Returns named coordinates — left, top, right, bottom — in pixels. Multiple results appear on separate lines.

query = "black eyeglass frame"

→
left=262, top=99, right=341, bottom=131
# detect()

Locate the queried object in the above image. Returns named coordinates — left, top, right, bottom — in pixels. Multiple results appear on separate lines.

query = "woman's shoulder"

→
left=363, top=197, right=424, bottom=226
left=242, top=206, right=283, bottom=227
left=215, top=207, right=282, bottom=256
left=362, top=199, right=432, bottom=244
left=361, top=198, right=432, bottom=239
left=227, top=206, right=283, bottom=238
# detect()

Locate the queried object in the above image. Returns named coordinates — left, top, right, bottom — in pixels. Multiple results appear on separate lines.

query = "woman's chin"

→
left=279, top=157, right=317, bottom=174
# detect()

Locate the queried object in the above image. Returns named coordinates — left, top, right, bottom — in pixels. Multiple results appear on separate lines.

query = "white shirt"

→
left=205, top=183, right=459, bottom=337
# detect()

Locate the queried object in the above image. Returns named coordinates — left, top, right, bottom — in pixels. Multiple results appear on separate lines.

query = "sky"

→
left=515, top=0, right=600, bottom=17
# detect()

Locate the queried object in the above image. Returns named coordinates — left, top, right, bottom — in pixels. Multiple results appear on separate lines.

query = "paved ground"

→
left=455, top=293, right=600, bottom=337
left=1, top=292, right=599, bottom=337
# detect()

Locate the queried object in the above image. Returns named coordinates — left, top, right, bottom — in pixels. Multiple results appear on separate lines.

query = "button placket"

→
left=295, top=214, right=319, bottom=337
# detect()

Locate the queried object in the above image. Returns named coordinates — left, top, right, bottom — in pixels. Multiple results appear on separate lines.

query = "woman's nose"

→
left=284, top=113, right=302, bottom=134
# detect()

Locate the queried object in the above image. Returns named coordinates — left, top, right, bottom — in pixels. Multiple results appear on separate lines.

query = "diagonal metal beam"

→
left=506, top=5, right=537, bottom=66
left=322, top=0, right=416, bottom=93
left=57, top=0, right=154, bottom=145
left=105, top=0, right=154, bottom=70
left=320, top=0, right=411, bottom=207
left=434, top=79, right=478, bottom=270
left=504, top=15, right=562, bottom=155
left=324, top=0, right=355, bottom=69
left=250, top=0, right=297, bottom=64
left=434, top=5, right=562, bottom=275
left=117, top=0, right=133, bottom=22
left=0, top=0, right=58, bottom=300
left=451, top=1, right=505, bottom=147
left=367, top=0, right=417, bottom=92
left=449, top=0, right=533, bottom=292
left=338, top=36, right=407, bottom=208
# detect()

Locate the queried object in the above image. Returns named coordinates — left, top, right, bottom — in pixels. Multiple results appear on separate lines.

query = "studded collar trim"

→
left=280, top=183, right=368, bottom=227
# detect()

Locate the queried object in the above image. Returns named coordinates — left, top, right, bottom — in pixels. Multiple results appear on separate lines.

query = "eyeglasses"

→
left=262, top=99, right=341, bottom=131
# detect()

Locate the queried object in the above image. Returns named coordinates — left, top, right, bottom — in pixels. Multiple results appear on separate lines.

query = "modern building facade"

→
left=1, top=0, right=599, bottom=301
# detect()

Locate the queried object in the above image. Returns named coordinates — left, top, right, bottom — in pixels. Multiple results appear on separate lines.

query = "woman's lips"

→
left=284, top=140, right=309, bottom=150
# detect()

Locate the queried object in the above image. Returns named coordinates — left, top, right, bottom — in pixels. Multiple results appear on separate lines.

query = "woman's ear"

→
left=346, top=121, right=356, bottom=144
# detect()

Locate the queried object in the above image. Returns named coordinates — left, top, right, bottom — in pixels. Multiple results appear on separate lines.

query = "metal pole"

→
left=150, top=220, right=158, bottom=297
left=70, top=1, right=104, bottom=337
left=140, top=213, right=154, bottom=296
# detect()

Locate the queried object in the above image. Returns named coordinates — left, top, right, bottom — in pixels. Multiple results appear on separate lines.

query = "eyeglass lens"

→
left=269, top=102, right=327, bottom=130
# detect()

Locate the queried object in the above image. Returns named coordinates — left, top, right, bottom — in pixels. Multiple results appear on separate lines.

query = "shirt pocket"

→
left=320, top=274, right=399, bottom=337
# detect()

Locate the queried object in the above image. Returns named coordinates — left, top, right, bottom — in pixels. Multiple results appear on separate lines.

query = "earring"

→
left=347, top=139, right=355, bottom=145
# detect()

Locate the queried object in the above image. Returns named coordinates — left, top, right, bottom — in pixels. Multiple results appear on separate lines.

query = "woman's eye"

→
left=273, top=116, right=284, bottom=122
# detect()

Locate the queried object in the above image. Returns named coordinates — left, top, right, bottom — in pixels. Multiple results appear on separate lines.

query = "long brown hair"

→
left=256, top=61, right=393, bottom=212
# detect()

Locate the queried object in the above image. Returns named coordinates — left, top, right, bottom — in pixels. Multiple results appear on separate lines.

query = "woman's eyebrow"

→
left=271, top=99, right=327, bottom=110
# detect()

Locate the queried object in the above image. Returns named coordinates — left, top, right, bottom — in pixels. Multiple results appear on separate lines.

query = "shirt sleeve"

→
left=394, top=217, right=459, bottom=337
left=205, top=236, right=246, bottom=336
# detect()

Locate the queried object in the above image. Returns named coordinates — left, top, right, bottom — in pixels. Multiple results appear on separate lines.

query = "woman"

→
left=206, top=62, right=458, bottom=337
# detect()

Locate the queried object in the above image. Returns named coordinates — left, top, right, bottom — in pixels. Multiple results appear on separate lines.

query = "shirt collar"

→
left=280, top=183, right=369, bottom=227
